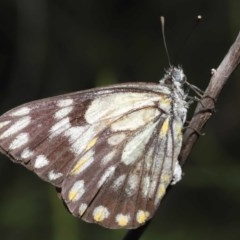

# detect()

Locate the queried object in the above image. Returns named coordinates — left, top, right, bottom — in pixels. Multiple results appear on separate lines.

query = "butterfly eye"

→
left=171, top=67, right=186, bottom=83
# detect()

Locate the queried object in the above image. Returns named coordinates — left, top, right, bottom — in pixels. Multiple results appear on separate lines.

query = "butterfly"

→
left=0, top=66, right=188, bottom=229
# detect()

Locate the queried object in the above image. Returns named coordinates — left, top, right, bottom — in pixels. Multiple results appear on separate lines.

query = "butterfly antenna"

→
left=160, top=16, right=172, bottom=67
left=175, top=15, right=202, bottom=62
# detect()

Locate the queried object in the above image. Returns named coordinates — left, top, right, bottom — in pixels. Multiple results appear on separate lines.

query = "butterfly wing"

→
left=0, top=82, right=184, bottom=229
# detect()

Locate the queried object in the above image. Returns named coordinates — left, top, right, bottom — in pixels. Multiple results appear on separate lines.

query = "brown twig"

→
left=180, top=31, right=240, bottom=165
left=122, top=31, right=240, bottom=240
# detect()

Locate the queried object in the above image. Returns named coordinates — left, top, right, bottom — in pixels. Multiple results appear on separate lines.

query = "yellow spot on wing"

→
left=68, top=180, right=85, bottom=201
left=154, top=177, right=170, bottom=206
left=136, top=210, right=150, bottom=224
left=162, top=173, right=170, bottom=183
left=160, top=118, right=169, bottom=137
left=68, top=190, right=78, bottom=201
left=157, top=184, right=166, bottom=199
left=162, top=96, right=172, bottom=105
left=94, top=211, right=104, bottom=222
left=176, top=123, right=183, bottom=141
left=93, top=206, right=109, bottom=222
left=116, top=214, right=130, bottom=227
left=71, top=157, right=88, bottom=175
left=85, top=137, right=98, bottom=151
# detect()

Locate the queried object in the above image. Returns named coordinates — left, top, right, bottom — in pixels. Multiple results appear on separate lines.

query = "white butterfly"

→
left=0, top=66, right=187, bottom=229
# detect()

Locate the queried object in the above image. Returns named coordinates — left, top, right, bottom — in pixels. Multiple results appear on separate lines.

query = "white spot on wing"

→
left=149, top=179, right=157, bottom=198
left=148, top=136, right=167, bottom=198
left=54, top=106, right=73, bottom=120
left=112, top=174, right=126, bottom=190
left=85, top=92, right=161, bottom=124
left=49, top=117, right=71, bottom=137
left=111, top=108, right=159, bottom=131
left=115, top=213, right=130, bottom=227
left=121, top=121, right=158, bottom=165
left=9, top=132, right=29, bottom=150
left=65, top=124, right=104, bottom=156
left=34, top=155, right=49, bottom=168
left=143, top=146, right=155, bottom=172
left=64, top=126, right=88, bottom=155
left=64, top=126, right=86, bottom=142
left=101, top=150, right=117, bottom=165
left=21, top=148, right=34, bottom=159
left=97, top=166, right=116, bottom=188
left=68, top=180, right=85, bottom=201
left=0, top=120, right=10, bottom=129
left=92, top=205, right=109, bottom=222
left=148, top=129, right=175, bottom=200
left=11, top=107, right=31, bottom=116
left=56, top=99, right=73, bottom=107
left=48, top=170, right=63, bottom=181
left=161, top=129, right=174, bottom=171
left=107, top=133, right=126, bottom=146
left=79, top=203, right=88, bottom=215
left=70, top=149, right=95, bottom=175
left=141, top=175, right=150, bottom=197
left=125, top=174, right=140, bottom=197
left=0, top=116, right=31, bottom=139
left=136, top=210, right=150, bottom=224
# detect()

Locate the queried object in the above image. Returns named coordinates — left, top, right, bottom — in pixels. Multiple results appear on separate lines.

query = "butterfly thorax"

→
left=159, top=66, right=188, bottom=122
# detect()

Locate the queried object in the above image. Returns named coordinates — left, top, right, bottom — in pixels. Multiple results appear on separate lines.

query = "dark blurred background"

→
left=0, top=0, right=240, bottom=240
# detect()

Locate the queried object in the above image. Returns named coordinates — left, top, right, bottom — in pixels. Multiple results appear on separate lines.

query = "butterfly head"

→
left=160, top=66, right=186, bottom=87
